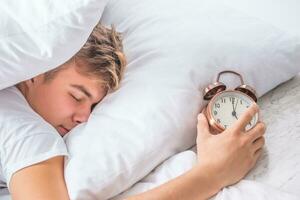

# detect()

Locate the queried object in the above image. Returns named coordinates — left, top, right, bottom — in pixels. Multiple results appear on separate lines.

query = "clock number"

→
left=224, top=125, right=228, bottom=129
left=230, top=97, right=235, bottom=103
left=217, top=119, right=221, bottom=123
left=221, top=98, right=226, bottom=103
left=215, top=103, right=220, bottom=108
left=214, top=110, right=218, bottom=116
left=240, top=99, right=243, bottom=105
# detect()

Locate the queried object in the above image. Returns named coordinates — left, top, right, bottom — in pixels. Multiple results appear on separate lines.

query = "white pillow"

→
left=221, top=0, right=300, bottom=37
left=64, top=0, right=300, bottom=199
left=0, top=0, right=108, bottom=90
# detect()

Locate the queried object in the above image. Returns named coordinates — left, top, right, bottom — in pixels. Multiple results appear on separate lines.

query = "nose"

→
left=72, top=104, right=92, bottom=124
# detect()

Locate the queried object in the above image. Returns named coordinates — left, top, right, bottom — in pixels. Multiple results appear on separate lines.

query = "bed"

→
left=1, top=73, right=299, bottom=200
left=112, top=72, right=300, bottom=199
left=1, top=0, right=300, bottom=199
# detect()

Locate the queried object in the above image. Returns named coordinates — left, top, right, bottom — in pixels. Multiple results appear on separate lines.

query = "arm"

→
left=126, top=163, right=222, bottom=200
left=127, top=103, right=266, bottom=200
left=9, top=156, right=70, bottom=200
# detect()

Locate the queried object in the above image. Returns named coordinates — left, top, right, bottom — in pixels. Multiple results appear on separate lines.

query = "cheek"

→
left=33, top=88, right=75, bottom=122
left=53, top=94, right=77, bottom=116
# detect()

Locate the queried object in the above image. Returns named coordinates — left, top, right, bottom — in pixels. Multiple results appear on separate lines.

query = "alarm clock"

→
left=203, top=70, right=258, bottom=133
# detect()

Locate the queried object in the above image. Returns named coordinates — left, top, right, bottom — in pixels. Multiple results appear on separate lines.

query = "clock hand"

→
left=234, top=113, right=238, bottom=120
left=234, top=99, right=238, bottom=112
left=233, top=100, right=239, bottom=120
left=231, top=99, right=235, bottom=116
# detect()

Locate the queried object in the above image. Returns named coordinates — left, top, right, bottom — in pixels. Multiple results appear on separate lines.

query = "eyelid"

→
left=70, top=93, right=81, bottom=102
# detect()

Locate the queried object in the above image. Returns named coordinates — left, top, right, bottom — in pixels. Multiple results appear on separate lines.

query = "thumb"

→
left=197, top=113, right=210, bottom=138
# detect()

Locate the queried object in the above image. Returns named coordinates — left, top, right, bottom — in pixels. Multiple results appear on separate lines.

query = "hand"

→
left=196, top=103, right=266, bottom=188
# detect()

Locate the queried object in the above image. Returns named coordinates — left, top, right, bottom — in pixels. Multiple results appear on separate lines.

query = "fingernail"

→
left=198, top=113, right=204, bottom=120
left=251, top=103, right=258, bottom=111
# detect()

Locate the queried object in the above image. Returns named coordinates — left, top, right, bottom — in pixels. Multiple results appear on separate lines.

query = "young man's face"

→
left=20, top=60, right=107, bottom=136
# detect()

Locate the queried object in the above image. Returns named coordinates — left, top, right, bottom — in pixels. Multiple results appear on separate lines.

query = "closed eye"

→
left=70, top=93, right=81, bottom=102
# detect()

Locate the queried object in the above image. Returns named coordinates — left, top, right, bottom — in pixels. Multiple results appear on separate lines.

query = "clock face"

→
left=209, top=91, right=258, bottom=131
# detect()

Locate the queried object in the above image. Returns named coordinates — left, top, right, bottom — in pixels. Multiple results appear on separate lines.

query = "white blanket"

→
left=112, top=151, right=299, bottom=200
left=112, top=73, right=300, bottom=199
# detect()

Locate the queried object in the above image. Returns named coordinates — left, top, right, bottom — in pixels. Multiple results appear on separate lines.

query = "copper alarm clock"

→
left=203, top=70, right=258, bottom=133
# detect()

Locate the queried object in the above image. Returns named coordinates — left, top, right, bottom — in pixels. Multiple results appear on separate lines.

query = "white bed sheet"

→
left=112, top=73, right=300, bottom=199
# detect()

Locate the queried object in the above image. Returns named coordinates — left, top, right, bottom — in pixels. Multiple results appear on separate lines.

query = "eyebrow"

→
left=70, top=84, right=92, bottom=99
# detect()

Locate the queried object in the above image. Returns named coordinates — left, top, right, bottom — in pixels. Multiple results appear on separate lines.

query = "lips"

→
left=58, top=125, right=70, bottom=135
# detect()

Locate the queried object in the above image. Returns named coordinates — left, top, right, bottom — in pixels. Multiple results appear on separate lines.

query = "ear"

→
left=23, top=73, right=44, bottom=88
left=23, top=78, right=35, bottom=88
left=24, top=77, right=36, bottom=88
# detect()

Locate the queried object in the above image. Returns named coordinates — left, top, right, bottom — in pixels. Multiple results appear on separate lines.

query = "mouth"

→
left=57, top=125, right=70, bottom=135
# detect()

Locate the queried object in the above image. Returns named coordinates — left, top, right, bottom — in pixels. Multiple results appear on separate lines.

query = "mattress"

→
left=1, top=74, right=299, bottom=199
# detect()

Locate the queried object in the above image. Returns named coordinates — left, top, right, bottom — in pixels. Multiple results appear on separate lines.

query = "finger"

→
left=234, top=103, right=259, bottom=131
left=197, top=113, right=210, bottom=138
left=251, top=148, right=263, bottom=169
left=248, top=122, right=266, bottom=142
left=252, top=136, right=265, bottom=153
left=201, top=107, right=206, bottom=115
left=254, top=148, right=263, bottom=161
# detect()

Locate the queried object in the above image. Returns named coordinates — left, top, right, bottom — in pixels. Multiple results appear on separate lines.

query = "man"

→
left=0, top=23, right=126, bottom=199
left=0, top=23, right=266, bottom=199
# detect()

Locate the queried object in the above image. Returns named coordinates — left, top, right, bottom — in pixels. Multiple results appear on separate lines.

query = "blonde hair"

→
left=44, top=23, right=126, bottom=91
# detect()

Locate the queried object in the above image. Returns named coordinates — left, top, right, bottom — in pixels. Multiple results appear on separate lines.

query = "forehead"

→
left=50, top=60, right=107, bottom=100
left=52, top=58, right=99, bottom=83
